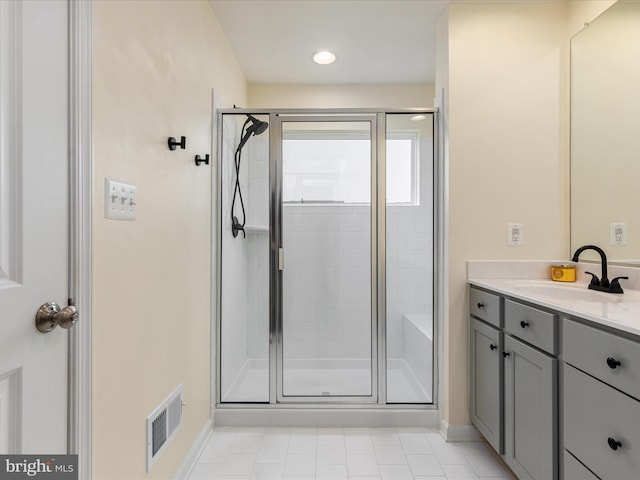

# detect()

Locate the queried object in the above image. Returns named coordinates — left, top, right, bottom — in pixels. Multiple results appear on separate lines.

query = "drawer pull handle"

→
left=607, top=437, right=622, bottom=451
left=477, top=302, right=485, bottom=309
left=503, top=352, right=510, bottom=358
left=606, top=357, right=622, bottom=369
left=490, top=344, right=497, bottom=351
left=520, top=320, right=529, bottom=328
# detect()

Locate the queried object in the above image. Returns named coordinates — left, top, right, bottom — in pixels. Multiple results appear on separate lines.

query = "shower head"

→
left=236, top=114, right=269, bottom=152
left=247, top=114, right=269, bottom=136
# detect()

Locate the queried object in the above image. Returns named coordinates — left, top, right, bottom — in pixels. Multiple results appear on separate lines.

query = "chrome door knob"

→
left=35, top=301, right=78, bottom=333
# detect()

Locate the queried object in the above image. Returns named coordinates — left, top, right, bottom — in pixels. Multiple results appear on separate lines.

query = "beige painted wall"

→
left=439, top=0, right=622, bottom=429
left=92, top=1, right=246, bottom=478
left=442, top=2, right=570, bottom=427
left=248, top=83, right=434, bottom=109
left=568, top=0, right=616, bottom=37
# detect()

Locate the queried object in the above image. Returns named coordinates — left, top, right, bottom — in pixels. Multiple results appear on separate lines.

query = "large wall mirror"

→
left=571, top=0, right=640, bottom=263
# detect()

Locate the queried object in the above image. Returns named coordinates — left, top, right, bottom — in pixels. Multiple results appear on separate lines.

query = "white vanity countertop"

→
left=469, top=277, right=640, bottom=338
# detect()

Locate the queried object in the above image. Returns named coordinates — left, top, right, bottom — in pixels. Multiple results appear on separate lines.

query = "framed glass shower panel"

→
left=385, top=113, right=435, bottom=404
left=219, top=113, right=271, bottom=403
left=276, top=117, right=378, bottom=401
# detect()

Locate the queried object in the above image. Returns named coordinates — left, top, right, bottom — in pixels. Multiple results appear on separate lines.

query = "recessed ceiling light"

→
left=313, top=51, right=336, bottom=65
left=411, top=115, right=427, bottom=122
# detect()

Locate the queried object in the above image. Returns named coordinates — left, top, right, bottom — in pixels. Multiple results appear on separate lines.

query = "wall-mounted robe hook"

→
left=195, top=154, right=210, bottom=166
left=168, top=136, right=186, bottom=151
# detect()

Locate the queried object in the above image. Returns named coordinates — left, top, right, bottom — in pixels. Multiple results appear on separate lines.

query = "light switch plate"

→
left=105, top=178, right=136, bottom=221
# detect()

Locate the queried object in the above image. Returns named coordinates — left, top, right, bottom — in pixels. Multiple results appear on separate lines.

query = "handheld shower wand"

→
left=231, top=114, right=269, bottom=238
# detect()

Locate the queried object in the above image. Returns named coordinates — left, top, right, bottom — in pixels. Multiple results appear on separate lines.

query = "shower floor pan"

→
left=222, top=358, right=431, bottom=404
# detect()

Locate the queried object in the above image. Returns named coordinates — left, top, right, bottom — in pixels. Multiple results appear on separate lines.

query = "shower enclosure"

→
left=217, top=109, right=436, bottom=407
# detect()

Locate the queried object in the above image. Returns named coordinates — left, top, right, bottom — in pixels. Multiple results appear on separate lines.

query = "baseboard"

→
left=173, top=420, right=213, bottom=480
left=439, top=418, right=482, bottom=442
left=214, top=408, right=439, bottom=428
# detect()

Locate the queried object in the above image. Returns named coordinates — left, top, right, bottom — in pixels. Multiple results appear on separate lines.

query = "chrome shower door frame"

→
left=216, top=108, right=439, bottom=409
left=272, top=114, right=379, bottom=404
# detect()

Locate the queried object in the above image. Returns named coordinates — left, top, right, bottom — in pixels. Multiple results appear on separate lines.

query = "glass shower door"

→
left=276, top=116, right=377, bottom=402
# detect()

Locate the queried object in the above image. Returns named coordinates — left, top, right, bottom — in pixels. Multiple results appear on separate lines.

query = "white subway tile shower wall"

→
left=283, top=205, right=372, bottom=361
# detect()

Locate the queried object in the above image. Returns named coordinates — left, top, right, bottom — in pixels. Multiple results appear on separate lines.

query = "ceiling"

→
left=208, top=0, right=449, bottom=85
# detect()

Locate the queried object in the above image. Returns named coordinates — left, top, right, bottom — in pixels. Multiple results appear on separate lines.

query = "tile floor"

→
left=187, top=427, right=514, bottom=480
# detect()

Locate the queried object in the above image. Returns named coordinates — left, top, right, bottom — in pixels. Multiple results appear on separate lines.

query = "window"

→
left=386, top=131, right=419, bottom=205
left=283, top=132, right=371, bottom=204
left=282, top=130, right=419, bottom=205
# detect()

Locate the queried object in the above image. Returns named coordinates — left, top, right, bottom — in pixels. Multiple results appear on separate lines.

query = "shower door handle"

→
left=278, top=248, right=284, bottom=271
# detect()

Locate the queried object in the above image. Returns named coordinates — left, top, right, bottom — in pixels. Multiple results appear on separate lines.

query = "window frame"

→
left=386, top=130, right=421, bottom=206
left=281, top=129, right=420, bottom=206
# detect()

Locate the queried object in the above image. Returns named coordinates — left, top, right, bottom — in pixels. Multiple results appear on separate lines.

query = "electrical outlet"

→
left=105, top=178, right=136, bottom=221
left=610, top=222, right=627, bottom=246
left=507, top=223, right=524, bottom=246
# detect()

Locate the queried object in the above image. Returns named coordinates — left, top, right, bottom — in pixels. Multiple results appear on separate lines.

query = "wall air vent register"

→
left=146, top=385, right=183, bottom=471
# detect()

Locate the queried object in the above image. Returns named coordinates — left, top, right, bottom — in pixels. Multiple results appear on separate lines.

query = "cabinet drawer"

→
left=564, top=450, right=599, bottom=480
left=505, top=299, right=557, bottom=354
left=564, top=364, right=640, bottom=480
left=563, top=318, right=640, bottom=400
left=469, top=287, right=501, bottom=327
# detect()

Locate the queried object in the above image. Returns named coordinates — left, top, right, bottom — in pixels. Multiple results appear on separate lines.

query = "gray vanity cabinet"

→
left=470, top=317, right=502, bottom=453
left=563, top=318, right=640, bottom=480
left=470, top=282, right=640, bottom=480
left=504, top=334, right=557, bottom=480
left=469, top=286, right=558, bottom=480
left=502, top=298, right=558, bottom=480
left=469, top=287, right=503, bottom=453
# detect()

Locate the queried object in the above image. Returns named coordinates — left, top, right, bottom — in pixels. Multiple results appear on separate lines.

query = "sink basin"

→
left=514, top=283, right=620, bottom=302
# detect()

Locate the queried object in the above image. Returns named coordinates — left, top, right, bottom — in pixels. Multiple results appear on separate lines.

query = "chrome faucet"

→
left=571, top=244, right=627, bottom=294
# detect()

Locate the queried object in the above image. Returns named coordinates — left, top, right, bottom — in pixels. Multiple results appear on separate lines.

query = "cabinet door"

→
left=470, top=317, right=502, bottom=453
left=504, top=335, right=557, bottom=480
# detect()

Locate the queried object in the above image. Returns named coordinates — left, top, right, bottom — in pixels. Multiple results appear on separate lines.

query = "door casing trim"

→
left=67, top=1, right=92, bottom=477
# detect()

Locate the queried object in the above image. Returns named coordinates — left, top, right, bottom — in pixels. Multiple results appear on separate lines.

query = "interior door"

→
left=275, top=115, right=378, bottom=403
left=0, top=0, right=70, bottom=453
